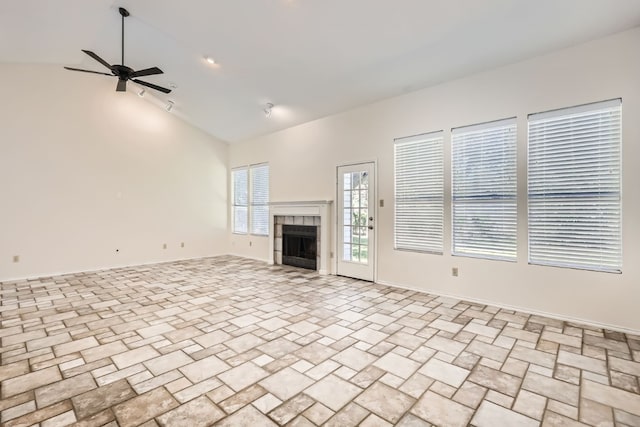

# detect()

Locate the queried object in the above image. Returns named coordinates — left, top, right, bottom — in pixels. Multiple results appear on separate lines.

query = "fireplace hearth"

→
left=282, top=225, right=317, bottom=270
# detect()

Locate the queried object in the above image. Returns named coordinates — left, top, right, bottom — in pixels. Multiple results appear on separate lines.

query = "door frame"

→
left=334, top=159, right=378, bottom=282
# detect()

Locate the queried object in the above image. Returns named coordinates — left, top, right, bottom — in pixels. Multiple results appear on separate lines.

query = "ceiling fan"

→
left=64, top=7, right=171, bottom=94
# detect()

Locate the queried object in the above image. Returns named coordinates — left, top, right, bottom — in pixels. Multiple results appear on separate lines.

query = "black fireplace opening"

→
left=282, top=225, right=317, bottom=270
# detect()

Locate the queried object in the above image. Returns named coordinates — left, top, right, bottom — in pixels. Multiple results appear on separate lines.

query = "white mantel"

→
left=269, top=200, right=333, bottom=275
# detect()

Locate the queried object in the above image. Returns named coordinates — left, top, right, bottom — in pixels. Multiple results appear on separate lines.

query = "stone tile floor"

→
left=1, top=256, right=640, bottom=426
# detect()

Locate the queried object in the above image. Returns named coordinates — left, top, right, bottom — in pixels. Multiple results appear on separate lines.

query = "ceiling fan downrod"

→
left=119, top=7, right=129, bottom=66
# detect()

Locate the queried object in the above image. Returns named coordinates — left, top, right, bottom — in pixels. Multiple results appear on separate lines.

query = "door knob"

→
left=368, top=226, right=374, bottom=230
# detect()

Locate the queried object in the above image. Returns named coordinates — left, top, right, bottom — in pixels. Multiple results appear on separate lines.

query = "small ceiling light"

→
left=264, top=103, right=274, bottom=118
left=204, top=56, right=215, bottom=65
left=166, top=100, right=174, bottom=112
left=138, top=88, right=145, bottom=97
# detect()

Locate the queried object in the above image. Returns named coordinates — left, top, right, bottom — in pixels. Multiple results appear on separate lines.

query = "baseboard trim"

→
left=375, top=278, right=640, bottom=336
left=0, top=254, right=226, bottom=283
left=227, top=253, right=270, bottom=263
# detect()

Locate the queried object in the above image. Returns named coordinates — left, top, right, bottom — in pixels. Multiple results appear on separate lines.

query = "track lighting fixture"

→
left=166, top=100, right=174, bottom=112
left=138, top=88, right=145, bottom=97
left=264, top=103, right=274, bottom=118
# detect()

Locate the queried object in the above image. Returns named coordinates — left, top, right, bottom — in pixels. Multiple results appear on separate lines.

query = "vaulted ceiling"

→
left=2, top=0, right=640, bottom=143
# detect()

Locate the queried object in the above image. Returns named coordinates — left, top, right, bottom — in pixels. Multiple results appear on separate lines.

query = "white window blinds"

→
left=394, top=131, right=444, bottom=253
left=452, top=118, right=517, bottom=261
left=250, top=163, right=270, bottom=235
left=528, top=99, right=622, bottom=273
left=232, top=168, right=248, bottom=234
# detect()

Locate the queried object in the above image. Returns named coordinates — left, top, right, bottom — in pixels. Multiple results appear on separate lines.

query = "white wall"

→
left=229, top=28, right=640, bottom=332
left=0, top=64, right=228, bottom=281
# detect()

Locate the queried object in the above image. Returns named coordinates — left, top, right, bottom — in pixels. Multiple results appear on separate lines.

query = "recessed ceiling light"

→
left=204, top=56, right=215, bottom=65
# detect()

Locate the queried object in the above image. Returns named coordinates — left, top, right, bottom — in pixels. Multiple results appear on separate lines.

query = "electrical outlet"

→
left=13, top=255, right=19, bottom=263
left=379, top=199, right=385, bottom=207
left=163, top=243, right=167, bottom=249
left=452, top=267, right=459, bottom=277
left=181, top=242, right=185, bottom=248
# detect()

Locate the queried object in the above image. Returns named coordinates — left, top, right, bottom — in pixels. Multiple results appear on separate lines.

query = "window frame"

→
left=249, top=163, right=270, bottom=236
left=394, top=131, right=444, bottom=254
left=451, top=117, right=518, bottom=262
left=231, top=162, right=271, bottom=236
left=527, top=99, right=622, bottom=273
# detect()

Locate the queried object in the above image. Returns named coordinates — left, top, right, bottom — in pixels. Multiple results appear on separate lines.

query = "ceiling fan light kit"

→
left=64, top=7, right=172, bottom=94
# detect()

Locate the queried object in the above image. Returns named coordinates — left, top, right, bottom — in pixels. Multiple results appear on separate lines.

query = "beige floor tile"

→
left=178, top=355, right=230, bottom=383
left=53, top=336, right=99, bottom=357
left=72, top=378, right=137, bottom=419
left=303, top=402, right=334, bottom=425
left=1, top=400, right=36, bottom=423
left=111, top=346, right=160, bottom=370
left=259, top=367, right=314, bottom=401
left=26, top=332, right=71, bottom=352
left=35, top=372, right=96, bottom=407
left=331, top=346, right=377, bottom=371
left=218, top=403, right=277, bottom=426
left=0, top=361, right=30, bottom=382
left=252, top=393, right=282, bottom=413
left=286, top=320, right=321, bottom=336
left=419, top=357, right=469, bottom=388
left=557, top=349, right=608, bottom=374
left=582, top=379, right=640, bottom=417
left=192, top=330, right=231, bottom=348
left=268, top=394, right=315, bottom=425
left=156, top=395, right=224, bottom=427
left=468, top=364, right=522, bottom=396
left=1, top=366, right=62, bottom=398
left=374, top=352, right=420, bottom=379
left=472, top=400, right=538, bottom=427
left=522, top=371, right=579, bottom=406
left=304, top=374, right=362, bottom=411
left=81, top=341, right=129, bottom=363
left=113, top=387, right=178, bottom=427
left=411, top=390, right=474, bottom=427
left=424, top=335, right=467, bottom=356
left=143, top=350, right=193, bottom=376
left=218, top=362, right=269, bottom=392
left=224, top=333, right=267, bottom=353
left=324, top=402, right=369, bottom=426
left=355, top=381, right=415, bottom=423
left=513, top=389, right=546, bottom=420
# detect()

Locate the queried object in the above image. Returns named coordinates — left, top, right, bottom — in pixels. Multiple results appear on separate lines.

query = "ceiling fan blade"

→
left=116, top=79, right=127, bottom=92
left=82, top=50, right=113, bottom=70
left=130, top=67, right=163, bottom=78
left=64, top=66, right=113, bottom=76
left=133, top=79, right=172, bottom=94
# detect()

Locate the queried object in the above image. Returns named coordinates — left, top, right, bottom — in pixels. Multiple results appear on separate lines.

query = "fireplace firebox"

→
left=282, top=225, right=317, bottom=270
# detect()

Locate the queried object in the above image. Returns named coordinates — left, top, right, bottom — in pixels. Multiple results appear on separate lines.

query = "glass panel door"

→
left=337, top=162, right=375, bottom=281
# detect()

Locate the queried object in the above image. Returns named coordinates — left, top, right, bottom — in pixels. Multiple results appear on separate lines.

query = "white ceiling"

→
left=2, top=1, right=640, bottom=143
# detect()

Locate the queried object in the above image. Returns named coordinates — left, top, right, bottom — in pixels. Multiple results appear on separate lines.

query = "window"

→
left=452, top=118, right=517, bottom=261
left=394, top=131, right=444, bottom=253
left=232, top=167, right=248, bottom=234
left=232, top=163, right=270, bottom=235
left=528, top=99, right=621, bottom=273
left=250, top=163, right=269, bottom=235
